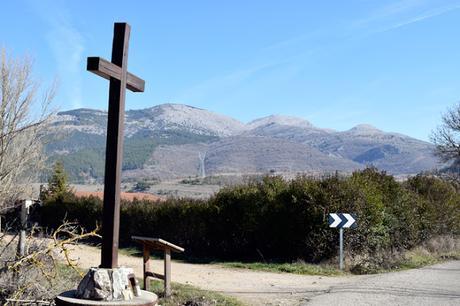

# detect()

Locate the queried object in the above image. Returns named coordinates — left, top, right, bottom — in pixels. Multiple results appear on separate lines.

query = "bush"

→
left=131, top=181, right=154, bottom=192
left=39, top=168, right=460, bottom=263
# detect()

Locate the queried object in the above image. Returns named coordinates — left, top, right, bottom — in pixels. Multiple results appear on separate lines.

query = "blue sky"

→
left=1, top=0, right=459, bottom=141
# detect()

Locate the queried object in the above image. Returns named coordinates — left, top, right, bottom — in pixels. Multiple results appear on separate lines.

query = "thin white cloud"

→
left=262, top=29, right=323, bottom=52
left=377, top=4, right=460, bottom=33
left=176, top=0, right=460, bottom=113
left=262, top=0, right=460, bottom=58
left=175, top=59, right=290, bottom=104
left=47, top=22, right=84, bottom=108
left=350, top=0, right=460, bottom=34
left=29, top=1, right=85, bottom=109
left=352, top=0, right=427, bottom=28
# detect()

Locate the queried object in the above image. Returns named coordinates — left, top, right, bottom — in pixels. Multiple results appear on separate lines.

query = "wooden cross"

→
left=87, top=22, right=145, bottom=268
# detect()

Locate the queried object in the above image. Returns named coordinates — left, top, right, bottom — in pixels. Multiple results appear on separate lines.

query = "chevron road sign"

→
left=328, top=213, right=357, bottom=270
left=328, top=213, right=357, bottom=229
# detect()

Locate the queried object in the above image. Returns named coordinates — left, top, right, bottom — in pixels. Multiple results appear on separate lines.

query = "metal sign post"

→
left=339, top=227, right=344, bottom=270
left=328, top=213, right=357, bottom=270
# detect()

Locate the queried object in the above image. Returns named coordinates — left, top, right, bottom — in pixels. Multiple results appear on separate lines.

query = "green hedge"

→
left=39, top=168, right=460, bottom=262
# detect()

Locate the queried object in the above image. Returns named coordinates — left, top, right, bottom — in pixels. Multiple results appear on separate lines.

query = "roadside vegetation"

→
left=214, top=235, right=459, bottom=275
left=220, top=261, right=343, bottom=276
left=40, top=167, right=460, bottom=274
left=352, top=235, right=460, bottom=274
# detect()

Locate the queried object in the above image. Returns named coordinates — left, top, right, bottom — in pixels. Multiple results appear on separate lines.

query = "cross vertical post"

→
left=86, top=22, right=145, bottom=269
left=101, top=22, right=129, bottom=269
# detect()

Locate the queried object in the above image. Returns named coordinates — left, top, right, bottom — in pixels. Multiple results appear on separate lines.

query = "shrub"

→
left=39, top=168, right=460, bottom=263
left=131, top=181, right=153, bottom=192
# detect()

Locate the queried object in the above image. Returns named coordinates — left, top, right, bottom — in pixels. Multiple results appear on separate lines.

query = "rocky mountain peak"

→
left=247, top=115, right=314, bottom=129
left=346, top=124, right=383, bottom=135
left=132, top=103, right=247, bottom=137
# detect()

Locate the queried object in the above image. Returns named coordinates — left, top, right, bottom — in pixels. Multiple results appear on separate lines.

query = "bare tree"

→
left=0, top=48, right=55, bottom=212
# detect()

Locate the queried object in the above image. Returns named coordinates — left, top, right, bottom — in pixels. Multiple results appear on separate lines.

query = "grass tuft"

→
left=119, top=246, right=143, bottom=257
left=220, top=261, right=343, bottom=276
left=350, top=236, right=460, bottom=274
left=148, top=280, right=244, bottom=306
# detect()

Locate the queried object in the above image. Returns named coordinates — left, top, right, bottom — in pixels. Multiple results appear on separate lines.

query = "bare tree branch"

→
left=0, top=48, right=56, bottom=210
left=1, top=222, right=100, bottom=304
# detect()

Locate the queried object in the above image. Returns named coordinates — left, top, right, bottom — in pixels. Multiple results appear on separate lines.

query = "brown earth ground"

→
left=66, top=243, right=361, bottom=305
left=5, top=235, right=458, bottom=305
left=73, top=191, right=163, bottom=202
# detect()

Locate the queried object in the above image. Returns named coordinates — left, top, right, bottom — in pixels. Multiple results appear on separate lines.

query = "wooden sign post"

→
left=132, top=236, right=185, bottom=298
left=87, top=23, right=145, bottom=269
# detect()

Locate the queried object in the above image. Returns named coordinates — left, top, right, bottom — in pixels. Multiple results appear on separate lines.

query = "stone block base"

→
left=76, top=267, right=137, bottom=301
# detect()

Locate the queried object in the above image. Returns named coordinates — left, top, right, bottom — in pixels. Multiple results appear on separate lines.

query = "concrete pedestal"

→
left=55, top=290, right=158, bottom=306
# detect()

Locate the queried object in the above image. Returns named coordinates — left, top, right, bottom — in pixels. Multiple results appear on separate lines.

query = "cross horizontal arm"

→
left=87, top=57, right=145, bottom=92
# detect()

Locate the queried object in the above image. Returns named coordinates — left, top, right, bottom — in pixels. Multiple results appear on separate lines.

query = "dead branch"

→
left=1, top=221, right=100, bottom=304
left=8, top=222, right=100, bottom=277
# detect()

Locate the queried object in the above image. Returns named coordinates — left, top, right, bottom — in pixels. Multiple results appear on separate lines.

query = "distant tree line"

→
left=47, top=130, right=218, bottom=183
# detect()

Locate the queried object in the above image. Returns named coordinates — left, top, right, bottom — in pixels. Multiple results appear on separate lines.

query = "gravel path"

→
left=67, top=243, right=358, bottom=305
left=67, top=244, right=460, bottom=305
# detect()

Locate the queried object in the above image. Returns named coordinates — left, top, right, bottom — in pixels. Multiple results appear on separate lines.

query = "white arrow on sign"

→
left=342, top=213, right=356, bottom=228
left=329, top=213, right=341, bottom=228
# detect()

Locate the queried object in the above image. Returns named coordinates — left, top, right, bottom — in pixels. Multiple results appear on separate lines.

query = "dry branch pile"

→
left=0, top=222, right=99, bottom=305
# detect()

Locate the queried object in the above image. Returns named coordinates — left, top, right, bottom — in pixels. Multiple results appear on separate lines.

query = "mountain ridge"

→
left=48, top=103, right=440, bottom=182
left=57, top=104, right=414, bottom=137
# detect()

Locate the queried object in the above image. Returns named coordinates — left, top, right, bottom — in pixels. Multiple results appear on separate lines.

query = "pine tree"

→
left=43, top=161, right=73, bottom=201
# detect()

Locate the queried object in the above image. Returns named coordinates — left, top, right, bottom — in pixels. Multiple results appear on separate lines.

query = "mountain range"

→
left=46, top=103, right=440, bottom=183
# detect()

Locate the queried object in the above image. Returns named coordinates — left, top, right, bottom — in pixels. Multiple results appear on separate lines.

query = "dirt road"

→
left=67, top=243, right=357, bottom=305
left=67, top=244, right=460, bottom=305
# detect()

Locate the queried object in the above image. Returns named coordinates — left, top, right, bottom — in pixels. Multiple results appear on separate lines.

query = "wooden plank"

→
left=87, top=57, right=145, bottom=92
left=145, top=271, right=165, bottom=280
left=164, top=249, right=171, bottom=298
left=132, top=236, right=185, bottom=253
left=127, top=71, right=145, bottom=92
left=87, top=57, right=120, bottom=81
